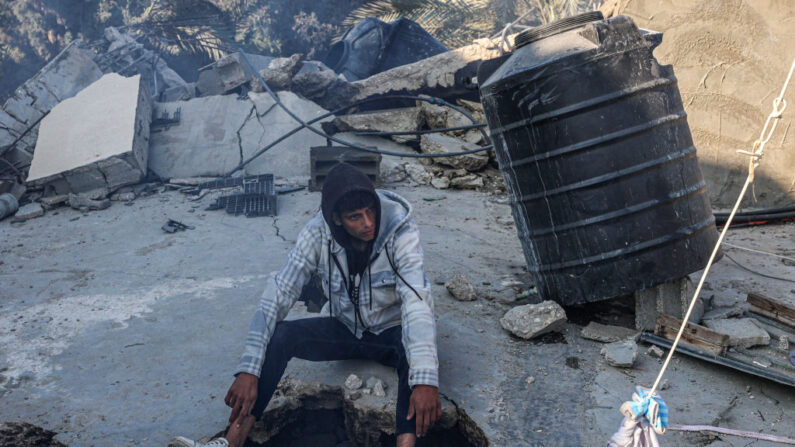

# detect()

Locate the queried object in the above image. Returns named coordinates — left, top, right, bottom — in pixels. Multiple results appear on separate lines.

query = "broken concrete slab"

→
left=332, top=108, right=424, bottom=144
left=580, top=322, right=638, bottom=343
left=635, top=276, right=704, bottom=330
left=0, top=41, right=103, bottom=170
left=13, top=203, right=44, bottom=220
left=149, top=91, right=331, bottom=180
left=500, top=300, right=567, bottom=339
left=601, top=339, right=638, bottom=368
left=346, top=37, right=508, bottom=105
left=703, top=318, right=771, bottom=348
left=445, top=274, right=477, bottom=301
left=702, top=305, right=746, bottom=321
left=420, top=134, right=488, bottom=171
left=26, top=73, right=150, bottom=194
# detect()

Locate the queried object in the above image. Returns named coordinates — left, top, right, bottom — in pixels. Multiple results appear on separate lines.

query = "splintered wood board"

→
left=748, top=292, right=795, bottom=329
left=655, top=314, right=730, bottom=356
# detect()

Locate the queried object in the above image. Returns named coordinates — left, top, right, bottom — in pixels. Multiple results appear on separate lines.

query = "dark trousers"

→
left=250, top=317, right=416, bottom=435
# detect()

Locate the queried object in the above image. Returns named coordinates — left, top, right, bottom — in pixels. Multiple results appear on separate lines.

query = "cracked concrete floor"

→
left=0, top=181, right=793, bottom=446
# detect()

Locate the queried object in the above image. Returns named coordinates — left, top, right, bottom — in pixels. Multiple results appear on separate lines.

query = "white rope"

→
left=646, top=56, right=795, bottom=398
left=489, top=9, right=535, bottom=54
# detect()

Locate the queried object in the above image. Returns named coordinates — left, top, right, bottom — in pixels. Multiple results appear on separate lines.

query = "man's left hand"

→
left=407, top=385, right=442, bottom=437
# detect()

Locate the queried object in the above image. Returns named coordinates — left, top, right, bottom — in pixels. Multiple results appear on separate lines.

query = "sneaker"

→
left=168, top=436, right=229, bottom=447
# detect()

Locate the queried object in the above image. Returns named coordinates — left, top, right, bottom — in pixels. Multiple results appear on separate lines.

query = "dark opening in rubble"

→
left=240, top=380, right=486, bottom=447
left=244, top=407, right=478, bottom=447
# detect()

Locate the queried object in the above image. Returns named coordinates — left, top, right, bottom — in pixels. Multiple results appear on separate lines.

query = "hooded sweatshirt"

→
left=236, top=164, right=439, bottom=388
left=320, top=163, right=381, bottom=332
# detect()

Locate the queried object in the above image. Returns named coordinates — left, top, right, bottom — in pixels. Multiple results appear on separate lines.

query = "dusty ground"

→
left=0, top=180, right=793, bottom=446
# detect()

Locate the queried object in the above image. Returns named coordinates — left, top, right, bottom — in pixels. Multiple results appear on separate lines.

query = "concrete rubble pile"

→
left=0, top=25, right=511, bottom=223
left=94, top=27, right=192, bottom=102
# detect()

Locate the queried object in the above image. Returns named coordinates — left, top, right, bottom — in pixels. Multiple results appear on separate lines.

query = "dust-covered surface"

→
left=608, top=0, right=795, bottom=208
left=1, top=182, right=793, bottom=447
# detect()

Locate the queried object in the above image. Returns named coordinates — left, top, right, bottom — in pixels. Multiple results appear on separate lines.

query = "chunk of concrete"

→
left=149, top=91, right=331, bottom=180
left=251, top=54, right=304, bottom=91
left=601, top=339, right=638, bottom=368
left=26, top=73, right=150, bottom=194
left=404, top=163, right=431, bottom=185
left=14, top=203, right=44, bottom=220
left=580, top=322, right=638, bottom=343
left=702, top=318, right=771, bottom=348
left=420, top=134, right=488, bottom=171
left=344, top=374, right=363, bottom=390
left=635, top=276, right=704, bottom=330
left=68, top=193, right=111, bottom=211
left=445, top=274, right=477, bottom=301
left=431, top=177, right=450, bottom=189
left=333, top=108, right=424, bottom=144
left=196, top=52, right=274, bottom=96
left=449, top=173, right=484, bottom=190
left=500, top=300, right=567, bottom=339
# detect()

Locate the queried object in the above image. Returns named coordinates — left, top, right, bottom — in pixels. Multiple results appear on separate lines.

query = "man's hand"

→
left=407, top=385, right=442, bottom=437
left=225, top=373, right=258, bottom=426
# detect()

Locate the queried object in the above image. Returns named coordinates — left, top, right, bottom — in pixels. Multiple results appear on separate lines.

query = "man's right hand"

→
left=225, top=373, right=258, bottom=426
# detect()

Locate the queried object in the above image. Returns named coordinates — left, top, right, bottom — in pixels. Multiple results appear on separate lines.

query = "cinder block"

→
left=635, top=276, right=704, bottom=331
left=309, top=146, right=381, bottom=191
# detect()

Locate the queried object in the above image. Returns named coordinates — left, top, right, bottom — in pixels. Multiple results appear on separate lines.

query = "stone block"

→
left=702, top=318, right=771, bottom=348
left=635, top=276, right=704, bottom=330
left=580, top=322, right=638, bottom=343
left=500, top=300, right=567, bottom=339
left=26, top=73, right=150, bottom=193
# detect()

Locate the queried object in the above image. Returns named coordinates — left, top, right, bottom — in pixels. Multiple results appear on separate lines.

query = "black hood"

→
left=321, top=162, right=381, bottom=249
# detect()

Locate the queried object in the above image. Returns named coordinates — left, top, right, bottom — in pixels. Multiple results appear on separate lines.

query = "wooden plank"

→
left=655, top=313, right=730, bottom=356
left=747, top=292, right=795, bottom=329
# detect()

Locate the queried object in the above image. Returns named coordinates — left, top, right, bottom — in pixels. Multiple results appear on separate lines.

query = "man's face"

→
left=333, top=204, right=377, bottom=242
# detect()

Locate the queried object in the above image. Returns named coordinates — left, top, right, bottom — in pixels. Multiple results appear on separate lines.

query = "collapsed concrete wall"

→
left=26, top=73, right=151, bottom=193
left=0, top=41, right=103, bottom=172
left=603, top=0, right=795, bottom=208
left=149, top=91, right=332, bottom=179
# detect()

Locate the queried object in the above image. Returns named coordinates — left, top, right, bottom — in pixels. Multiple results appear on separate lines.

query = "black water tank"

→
left=478, top=12, right=718, bottom=306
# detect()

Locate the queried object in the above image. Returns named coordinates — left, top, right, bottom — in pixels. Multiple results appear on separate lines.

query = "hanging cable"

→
left=223, top=49, right=494, bottom=178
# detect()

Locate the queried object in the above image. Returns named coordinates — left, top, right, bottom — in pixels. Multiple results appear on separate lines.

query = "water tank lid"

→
left=515, top=11, right=604, bottom=49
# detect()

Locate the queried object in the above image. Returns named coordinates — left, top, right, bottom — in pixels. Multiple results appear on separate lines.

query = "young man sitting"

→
left=171, top=163, right=440, bottom=447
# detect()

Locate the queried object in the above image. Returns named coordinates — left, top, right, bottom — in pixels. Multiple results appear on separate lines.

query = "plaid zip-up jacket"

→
left=235, top=190, right=439, bottom=388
